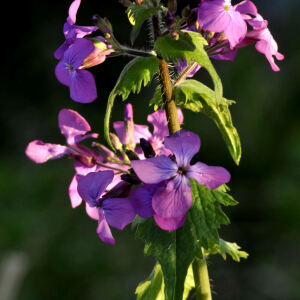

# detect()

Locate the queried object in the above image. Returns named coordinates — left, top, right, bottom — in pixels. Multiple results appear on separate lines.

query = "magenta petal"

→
left=74, top=25, right=98, bottom=39
left=55, top=61, right=70, bottom=87
left=96, top=209, right=115, bottom=245
left=85, top=203, right=99, bottom=220
left=59, top=108, right=91, bottom=146
left=147, top=109, right=183, bottom=141
left=154, top=214, right=186, bottom=231
left=113, top=122, right=152, bottom=144
left=64, top=38, right=95, bottom=69
left=54, top=41, right=70, bottom=60
left=77, top=171, right=114, bottom=206
left=131, top=156, right=177, bottom=184
left=26, top=140, right=69, bottom=164
left=70, top=69, right=97, bottom=103
left=188, top=162, right=230, bottom=189
left=131, top=185, right=156, bottom=218
left=152, top=175, right=192, bottom=218
left=164, top=130, right=200, bottom=167
left=68, top=175, right=82, bottom=208
left=68, top=0, right=81, bottom=24
left=102, top=198, right=136, bottom=230
left=234, top=0, right=257, bottom=17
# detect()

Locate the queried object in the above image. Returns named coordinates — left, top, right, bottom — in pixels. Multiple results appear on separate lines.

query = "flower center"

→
left=224, top=5, right=230, bottom=11
left=178, top=167, right=188, bottom=175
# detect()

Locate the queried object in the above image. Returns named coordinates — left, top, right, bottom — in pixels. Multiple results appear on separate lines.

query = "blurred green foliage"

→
left=1, top=0, right=299, bottom=299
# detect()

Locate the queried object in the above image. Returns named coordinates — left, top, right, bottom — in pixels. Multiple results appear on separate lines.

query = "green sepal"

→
left=127, top=1, right=165, bottom=44
left=174, top=79, right=241, bottom=165
left=154, top=30, right=223, bottom=104
left=205, top=239, right=249, bottom=262
left=104, top=56, right=159, bottom=150
left=135, top=263, right=195, bottom=300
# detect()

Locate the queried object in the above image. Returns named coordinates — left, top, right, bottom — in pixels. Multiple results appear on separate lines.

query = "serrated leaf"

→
left=189, top=179, right=238, bottom=248
left=206, top=239, right=249, bottom=262
left=104, top=56, right=159, bottom=150
left=136, top=263, right=195, bottom=300
left=127, top=2, right=163, bottom=44
left=154, top=31, right=222, bottom=104
left=174, top=79, right=241, bottom=165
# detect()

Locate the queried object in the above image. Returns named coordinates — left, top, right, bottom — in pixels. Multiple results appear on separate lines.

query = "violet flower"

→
left=55, top=38, right=98, bottom=103
left=77, top=170, right=136, bottom=244
left=54, top=0, right=98, bottom=60
left=197, top=0, right=257, bottom=49
left=131, top=130, right=230, bottom=230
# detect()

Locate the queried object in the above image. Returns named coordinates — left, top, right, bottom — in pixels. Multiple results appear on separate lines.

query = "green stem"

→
left=192, top=250, right=212, bottom=300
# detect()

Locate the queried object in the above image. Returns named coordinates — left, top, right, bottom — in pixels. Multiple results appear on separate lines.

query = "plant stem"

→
left=94, top=161, right=130, bottom=174
left=192, top=249, right=212, bottom=300
left=174, top=61, right=198, bottom=87
left=158, top=59, right=180, bottom=134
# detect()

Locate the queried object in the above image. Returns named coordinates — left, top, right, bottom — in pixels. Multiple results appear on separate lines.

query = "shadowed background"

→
left=1, top=0, right=299, bottom=299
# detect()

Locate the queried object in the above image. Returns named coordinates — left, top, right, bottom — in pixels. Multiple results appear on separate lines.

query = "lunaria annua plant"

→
left=26, top=0, right=283, bottom=299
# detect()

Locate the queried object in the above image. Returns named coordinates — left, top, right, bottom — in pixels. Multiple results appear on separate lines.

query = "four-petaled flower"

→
left=131, top=130, right=230, bottom=230
left=77, top=170, right=136, bottom=244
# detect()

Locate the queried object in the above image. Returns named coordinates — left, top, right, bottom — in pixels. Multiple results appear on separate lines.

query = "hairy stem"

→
left=94, top=161, right=130, bottom=174
left=158, top=59, right=180, bottom=134
left=192, top=250, right=212, bottom=300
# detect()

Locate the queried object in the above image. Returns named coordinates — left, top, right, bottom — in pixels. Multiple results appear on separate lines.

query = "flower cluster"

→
left=54, top=0, right=113, bottom=103
left=26, top=104, right=230, bottom=244
left=175, top=0, right=284, bottom=73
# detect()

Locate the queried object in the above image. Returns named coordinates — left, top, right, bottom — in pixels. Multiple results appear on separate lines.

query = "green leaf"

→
left=135, top=263, right=195, bottom=300
left=206, top=239, right=249, bottom=262
left=188, top=179, right=238, bottom=248
left=149, top=86, right=163, bottom=111
left=154, top=30, right=222, bottom=104
left=104, top=56, right=159, bottom=150
left=127, top=1, right=164, bottom=44
left=174, top=79, right=241, bottom=165
left=136, top=182, right=236, bottom=300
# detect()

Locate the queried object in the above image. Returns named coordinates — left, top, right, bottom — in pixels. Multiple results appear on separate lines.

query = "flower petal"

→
left=147, top=109, right=183, bottom=142
left=58, top=108, right=91, bottom=146
left=70, top=69, right=97, bottom=103
left=54, top=40, right=70, bottom=60
left=96, top=209, right=115, bottom=245
left=154, top=214, right=186, bottom=231
left=131, top=185, right=158, bottom=218
left=77, top=171, right=114, bottom=206
left=55, top=60, right=70, bottom=87
left=102, top=198, right=136, bottom=230
left=113, top=122, right=152, bottom=144
left=152, top=175, right=192, bottom=218
left=85, top=203, right=99, bottom=220
left=25, top=140, right=69, bottom=164
left=188, top=162, right=230, bottom=189
left=68, top=175, right=82, bottom=208
left=164, top=130, right=200, bottom=167
left=64, top=38, right=95, bottom=69
left=131, top=156, right=177, bottom=184
left=68, top=0, right=81, bottom=25
left=234, top=0, right=257, bottom=17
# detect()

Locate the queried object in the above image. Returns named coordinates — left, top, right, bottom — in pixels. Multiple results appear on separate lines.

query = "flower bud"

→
left=135, top=0, right=144, bottom=5
left=92, top=15, right=113, bottom=35
left=110, top=133, right=123, bottom=151
left=119, top=0, right=132, bottom=7
left=125, top=149, right=139, bottom=161
left=168, top=0, right=177, bottom=14
left=182, top=5, right=191, bottom=18
left=171, top=31, right=179, bottom=40
left=140, top=138, right=156, bottom=158
left=187, top=9, right=198, bottom=28
left=124, top=104, right=135, bottom=150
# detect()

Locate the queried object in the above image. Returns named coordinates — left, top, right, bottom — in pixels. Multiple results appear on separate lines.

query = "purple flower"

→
left=54, top=0, right=98, bottom=60
left=26, top=108, right=98, bottom=164
left=197, top=0, right=257, bottom=49
left=246, top=14, right=284, bottom=72
left=131, top=130, right=230, bottom=230
left=77, top=170, right=136, bottom=244
left=55, top=38, right=98, bottom=103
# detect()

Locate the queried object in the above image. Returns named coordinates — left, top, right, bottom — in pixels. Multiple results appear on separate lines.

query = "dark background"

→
left=1, top=0, right=299, bottom=299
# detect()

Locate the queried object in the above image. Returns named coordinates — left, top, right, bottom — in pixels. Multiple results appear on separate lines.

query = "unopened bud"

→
left=187, top=9, right=198, bottom=28
left=92, top=15, right=113, bottom=34
left=124, top=104, right=135, bottom=150
left=91, top=142, right=115, bottom=160
left=121, top=174, right=141, bottom=185
left=171, top=31, right=179, bottom=40
left=168, top=0, right=177, bottom=14
left=125, top=149, right=139, bottom=161
left=182, top=5, right=191, bottom=18
left=207, top=31, right=215, bottom=40
left=165, top=12, right=175, bottom=29
left=135, top=0, right=144, bottom=5
left=119, top=0, right=132, bottom=7
left=110, top=133, right=123, bottom=151
left=140, top=138, right=156, bottom=158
